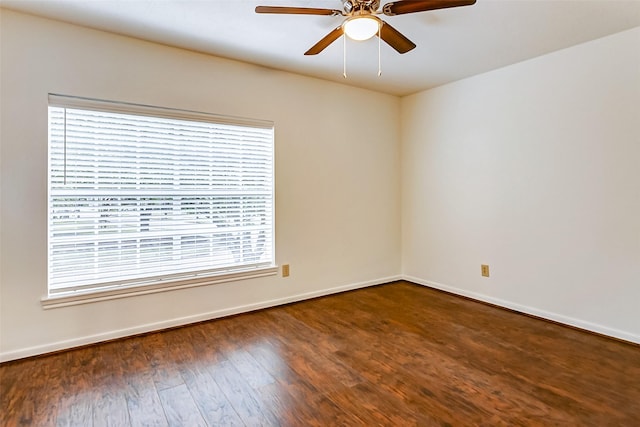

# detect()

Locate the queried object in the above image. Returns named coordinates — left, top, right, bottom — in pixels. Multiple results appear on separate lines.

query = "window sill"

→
left=41, top=265, right=279, bottom=309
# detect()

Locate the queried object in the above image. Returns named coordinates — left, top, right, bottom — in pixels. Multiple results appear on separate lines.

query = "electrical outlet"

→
left=481, top=264, right=490, bottom=277
left=282, top=264, right=290, bottom=277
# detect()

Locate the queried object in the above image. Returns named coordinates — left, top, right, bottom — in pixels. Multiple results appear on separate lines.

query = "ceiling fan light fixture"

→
left=343, top=16, right=379, bottom=41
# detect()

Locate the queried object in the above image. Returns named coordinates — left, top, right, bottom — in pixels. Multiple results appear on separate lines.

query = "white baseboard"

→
left=0, top=275, right=401, bottom=363
left=404, top=275, right=640, bottom=345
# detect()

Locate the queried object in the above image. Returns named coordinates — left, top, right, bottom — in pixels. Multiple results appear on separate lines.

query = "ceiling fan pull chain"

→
left=343, top=34, right=347, bottom=78
left=378, top=22, right=382, bottom=76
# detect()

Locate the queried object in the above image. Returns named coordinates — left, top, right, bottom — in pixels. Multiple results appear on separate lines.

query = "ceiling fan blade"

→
left=305, top=26, right=344, bottom=55
left=379, top=21, right=416, bottom=54
left=255, top=6, right=343, bottom=16
left=383, top=0, right=476, bottom=16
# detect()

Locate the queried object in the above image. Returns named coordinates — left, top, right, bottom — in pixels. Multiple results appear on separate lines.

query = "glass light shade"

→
left=343, top=16, right=379, bottom=41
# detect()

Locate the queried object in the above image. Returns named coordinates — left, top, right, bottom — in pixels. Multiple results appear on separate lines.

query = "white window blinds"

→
left=48, top=95, right=274, bottom=295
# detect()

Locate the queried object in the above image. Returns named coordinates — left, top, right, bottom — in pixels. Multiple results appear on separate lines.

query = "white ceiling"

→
left=2, top=0, right=640, bottom=96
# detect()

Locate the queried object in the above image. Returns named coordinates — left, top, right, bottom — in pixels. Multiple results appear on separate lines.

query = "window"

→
left=47, top=95, right=274, bottom=301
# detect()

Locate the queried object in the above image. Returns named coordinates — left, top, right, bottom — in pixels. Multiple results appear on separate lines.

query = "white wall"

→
left=0, top=9, right=401, bottom=361
left=401, top=27, right=640, bottom=343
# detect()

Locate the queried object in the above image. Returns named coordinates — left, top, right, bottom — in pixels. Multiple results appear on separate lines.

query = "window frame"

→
left=43, top=94, right=277, bottom=308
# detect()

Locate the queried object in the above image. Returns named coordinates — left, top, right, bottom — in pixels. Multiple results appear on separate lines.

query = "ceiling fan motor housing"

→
left=343, top=0, right=381, bottom=14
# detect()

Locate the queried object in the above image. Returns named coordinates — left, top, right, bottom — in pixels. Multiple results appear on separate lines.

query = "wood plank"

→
left=157, top=384, right=206, bottom=427
left=92, top=388, right=130, bottom=427
left=179, top=362, right=243, bottom=426
left=124, top=372, right=168, bottom=427
left=207, top=360, right=279, bottom=425
left=56, top=392, right=94, bottom=427
left=226, top=348, right=276, bottom=390
left=141, top=333, right=185, bottom=391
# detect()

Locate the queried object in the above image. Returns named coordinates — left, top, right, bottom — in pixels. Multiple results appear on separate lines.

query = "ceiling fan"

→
left=255, top=0, right=477, bottom=55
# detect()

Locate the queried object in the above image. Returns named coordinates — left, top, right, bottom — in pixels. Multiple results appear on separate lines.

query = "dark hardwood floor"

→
left=1, top=281, right=639, bottom=426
